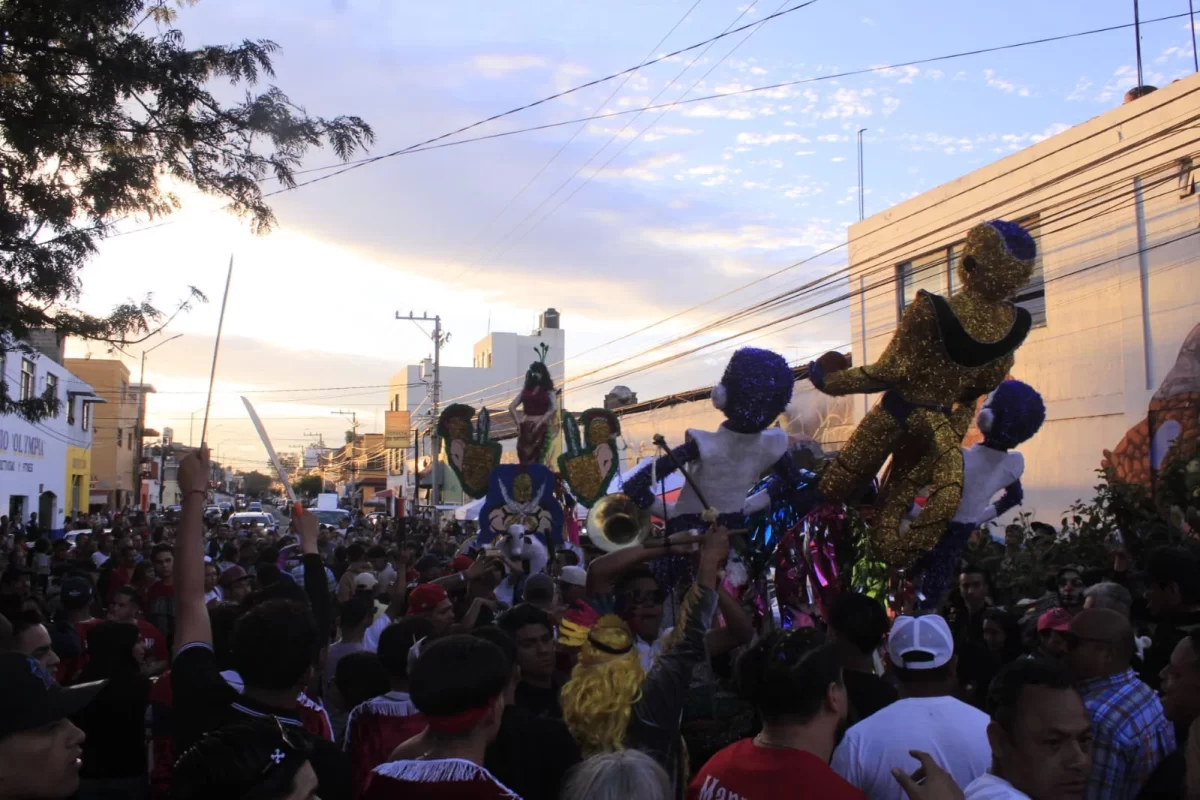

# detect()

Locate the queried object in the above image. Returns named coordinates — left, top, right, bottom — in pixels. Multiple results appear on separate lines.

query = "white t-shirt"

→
left=635, top=628, right=673, bottom=673
left=964, top=774, right=1031, bottom=800
left=362, top=612, right=394, bottom=653
left=92, top=551, right=110, bottom=567
left=831, top=695, right=991, bottom=800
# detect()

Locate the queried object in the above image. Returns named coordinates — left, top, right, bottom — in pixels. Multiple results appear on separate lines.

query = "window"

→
left=67, top=397, right=76, bottom=426
left=45, top=373, right=59, bottom=418
left=1013, top=215, right=1047, bottom=328
left=128, top=432, right=133, bottom=449
left=82, top=402, right=91, bottom=432
left=117, top=427, right=123, bottom=447
left=120, top=380, right=127, bottom=403
left=19, top=358, right=35, bottom=401
left=897, top=249, right=951, bottom=315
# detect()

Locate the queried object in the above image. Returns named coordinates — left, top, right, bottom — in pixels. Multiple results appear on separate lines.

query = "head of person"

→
left=1144, top=545, right=1200, bottom=617
left=1036, top=608, right=1072, bottom=662
left=338, top=595, right=376, bottom=638
left=562, top=750, right=672, bottom=800
left=887, top=614, right=957, bottom=692
left=131, top=560, right=155, bottom=590
left=108, top=586, right=142, bottom=624
left=117, top=544, right=138, bottom=569
left=521, top=573, right=557, bottom=612
left=366, top=545, right=388, bottom=572
left=1064, top=608, right=1133, bottom=680
left=409, top=635, right=510, bottom=745
left=414, top=554, right=442, bottom=584
left=828, top=591, right=890, bottom=660
left=255, top=563, right=282, bottom=590
left=79, top=621, right=143, bottom=682
left=346, top=543, right=366, bottom=565
left=1055, top=566, right=1085, bottom=611
left=12, top=611, right=58, bottom=674
left=202, top=561, right=219, bottom=594
left=557, top=566, right=587, bottom=607
left=172, top=719, right=318, bottom=800
left=614, top=567, right=664, bottom=644
left=560, top=613, right=645, bottom=757
left=0, top=652, right=101, bottom=799
left=150, top=544, right=173, bottom=582
left=231, top=599, right=319, bottom=696
left=378, top=616, right=437, bottom=688
left=498, top=604, right=556, bottom=685
left=219, top=566, right=253, bottom=604
left=986, top=659, right=1091, bottom=800
left=958, top=566, right=991, bottom=610
left=353, top=572, right=379, bottom=597
left=1082, top=581, right=1132, bottom=617
left=0, top=569, right=31, bottom=599
left=59, top=577, right=93, bottom=616
left=982, top=608, right=1024, bottom=662
left=736, top=628, right=848, bottom=744
left=1160, top=630, right=1200, bottom=728
left=334, top=651, right=389, bottom=712
left=407, top=584, right=455, bottom=635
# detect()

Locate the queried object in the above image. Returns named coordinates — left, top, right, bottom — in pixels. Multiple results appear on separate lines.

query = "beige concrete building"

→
left=845, top=75, right=1200, bottom=523
left=63, top=358, right=141, bottom=510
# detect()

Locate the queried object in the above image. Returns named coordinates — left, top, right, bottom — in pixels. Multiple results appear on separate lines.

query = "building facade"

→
left=1, top=334, right=100, bottom=533
left=844, top=75, right=1200, bottom=522
left=63, top=358, right=143, bottom=510
left=385, top=310, right=567, bottom=509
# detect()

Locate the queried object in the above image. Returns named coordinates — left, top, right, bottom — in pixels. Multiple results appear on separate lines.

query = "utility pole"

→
left=396, top=311, right=448, bottom=508
left=332, top=410, right=359, bottom=506
left=1134, top=0, right=1144, bottom=88
left=1191, top=0, right=1199, bottom=73
left=857, top=128, right=867, bottom=222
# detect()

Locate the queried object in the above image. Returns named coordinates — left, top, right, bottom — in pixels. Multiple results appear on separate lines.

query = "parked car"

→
left=311, top=509, right=351, bottom=528
left=248, top=502, right=263, bottom=512
left=227, top=512, right=277, bottom=534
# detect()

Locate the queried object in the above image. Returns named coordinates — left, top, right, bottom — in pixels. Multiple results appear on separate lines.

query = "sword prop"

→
left=242, top=396, right=297, bottom=504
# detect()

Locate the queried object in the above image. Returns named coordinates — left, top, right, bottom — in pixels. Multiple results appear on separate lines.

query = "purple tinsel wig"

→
left=714, top=347, right=794, bottom=434
left=980, top=379, right=1045, bottom=450
left=986, top=219, right=1036, bottom=263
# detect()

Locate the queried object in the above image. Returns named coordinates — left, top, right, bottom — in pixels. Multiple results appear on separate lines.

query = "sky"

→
left=66, top=0, right=1200, bottom=474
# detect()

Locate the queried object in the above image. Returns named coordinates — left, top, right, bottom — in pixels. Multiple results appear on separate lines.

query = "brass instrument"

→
left=585, top=493, right=653, bottom=552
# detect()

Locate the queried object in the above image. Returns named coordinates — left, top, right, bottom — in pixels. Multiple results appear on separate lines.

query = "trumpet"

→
left=585, top=493, right=653, bottom=552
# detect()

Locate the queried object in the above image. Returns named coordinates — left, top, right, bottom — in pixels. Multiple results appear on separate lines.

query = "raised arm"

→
left=296, top=508, right=330, bottom=641
left=812, top=291, right=935, bottom=396
left=173, top=448, right=212, bottom=653
left=705, top=586, right=754, bottom=656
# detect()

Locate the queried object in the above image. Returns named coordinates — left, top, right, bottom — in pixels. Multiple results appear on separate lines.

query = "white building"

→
left=845, top=76, right=1200, bottom=523
left=385, top=309, right=567, bottom=507
left=1, top=333, right=103, bottom=533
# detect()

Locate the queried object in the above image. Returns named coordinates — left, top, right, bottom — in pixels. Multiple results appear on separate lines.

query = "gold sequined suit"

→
left=814, top=222, right=1036, bottom=566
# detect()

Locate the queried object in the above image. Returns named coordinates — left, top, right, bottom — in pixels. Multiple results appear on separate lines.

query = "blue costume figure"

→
left=478, top=464, right=564, bottom=547
left=624, top=347, right=810, bottom=534
left=912, top=379, right=1046, bottom=607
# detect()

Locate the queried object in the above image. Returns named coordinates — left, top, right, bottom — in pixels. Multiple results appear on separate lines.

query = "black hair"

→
left=172, top=719, right=314, bottom=800
left=523, top=361, right=553, bottom=393
left=11, top=608, right=45, bottom=640
left=79, top=621, right=140, bottom=682
left=366, top=545, right=387, bottom=561
left=334, top=651, right=390, bottom=710
left=378, top=616, right=437, bottom=680
left=983, top=608, right=1025, bottom=663
left=1146, top=545, right=1200, bottom=605
left=346, top=543, right=366, bottom=563
left=256, top=563, right=282, bottom=588
left=986, top=658, right=1078, bottom=733
left=409, top=635, right=510, bottom=719
left=734, top=628, right=841, bottom=724
left=151, top=543, right=172, bottom=560
left=614, top=566, right=657, bottom=595
left=472, top=625, right=517, bottom=670
left=338, top=595, right=376, bottom=632
left=220, top=543, right=238, bottom=562
left=959, top=563, right=992, bottom=589
left=828, top=592, right=890, bottom=655
left=231, top=599, right=319, bottom=691
left=258, top=545, right=281, bottom=565
left=497, top=603, right=554, bottom=638
left=113, top=585, right=143, bottom=608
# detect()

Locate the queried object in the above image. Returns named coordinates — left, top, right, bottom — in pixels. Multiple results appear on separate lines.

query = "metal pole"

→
left=139, top=352, right=147, bottom=510
left=431, top=316, right=442, bottom=508
left=1191, top=0, right=1199, bottom=72
left=412, top=426, right=421, bottom=522
left=200, top=256, right=234, bottom=448
left=1134, top=0, right=1144, bottom=87
left=857, top=128, right=867, bottom=221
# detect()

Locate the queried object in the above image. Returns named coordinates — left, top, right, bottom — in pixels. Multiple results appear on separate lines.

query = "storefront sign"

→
left=385, top=410, right=411, bottom=449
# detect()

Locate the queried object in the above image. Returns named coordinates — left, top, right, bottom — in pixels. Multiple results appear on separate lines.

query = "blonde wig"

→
left=560, top=614, right=646, bottom=757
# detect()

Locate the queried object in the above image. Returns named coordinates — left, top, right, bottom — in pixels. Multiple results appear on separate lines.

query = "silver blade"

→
left=241, top=396, right=298, bottom=504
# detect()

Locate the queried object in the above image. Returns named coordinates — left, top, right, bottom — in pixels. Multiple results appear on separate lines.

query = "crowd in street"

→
left=1, top=447, right=1199, bottom=800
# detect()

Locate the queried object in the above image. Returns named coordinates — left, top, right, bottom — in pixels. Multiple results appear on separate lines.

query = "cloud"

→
left=735, top=131, right=811, bottom=146
left=595, top=152, right=684, bottom=182
left=1066, top=77, right=1093, bottom=102
left=681, top=103, right=755, bottom=120
left=982, top=68, right=1030, bottom=96
left=639, top=223, right=841, bottom=253
left=472, top=54, right=548, bottom=78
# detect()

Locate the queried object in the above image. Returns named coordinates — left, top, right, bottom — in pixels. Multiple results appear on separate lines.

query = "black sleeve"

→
left=624, top=439, right=699, bottom=509
left=302, top=553, right=331, bottom=644
left=170, top=642, right=238, bottom=752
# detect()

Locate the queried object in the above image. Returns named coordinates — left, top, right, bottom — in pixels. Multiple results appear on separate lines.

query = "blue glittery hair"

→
left=986, top=220, right=1036, bottom=262
left=717, top=348, right=794, bottom=433
left=981, top=379, right=1045, bottom=449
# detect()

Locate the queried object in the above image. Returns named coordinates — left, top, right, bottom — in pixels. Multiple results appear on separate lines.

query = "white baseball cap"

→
left=354, top=572, right=379, bottom=591
left=557, top=566, right=587, bottom=587
left=888, top=614, right=955, bottom=670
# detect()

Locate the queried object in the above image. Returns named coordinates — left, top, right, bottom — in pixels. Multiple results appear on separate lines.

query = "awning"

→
left=455, top=497, right=484, bottom=521
left=373, top=489, right=395, bottom=500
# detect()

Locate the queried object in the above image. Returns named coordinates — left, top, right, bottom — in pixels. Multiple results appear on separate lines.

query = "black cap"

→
left=0, top=653, right=104, bottom=739
left=61, top=577, right=93, bottom=605
left=414, top=554, right=442, bottom=572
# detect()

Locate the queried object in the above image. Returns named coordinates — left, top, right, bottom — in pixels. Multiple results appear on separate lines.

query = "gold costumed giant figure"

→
left=807, top=220, right=1036, bottom=566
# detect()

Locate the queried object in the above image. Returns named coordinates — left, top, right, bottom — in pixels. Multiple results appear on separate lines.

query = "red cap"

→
left=450, top=555, right=474, bottom=573
left=1038, top=607, right=1072, bottom=632
left=408, top=583, right=449, bottom=615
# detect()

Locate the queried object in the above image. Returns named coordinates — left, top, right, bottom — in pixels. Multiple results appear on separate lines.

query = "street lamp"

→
left=137, top=333, right=182, bottom=511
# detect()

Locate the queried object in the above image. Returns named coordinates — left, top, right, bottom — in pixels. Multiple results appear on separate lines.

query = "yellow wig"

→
left=560, top=614, right=646, bottom=757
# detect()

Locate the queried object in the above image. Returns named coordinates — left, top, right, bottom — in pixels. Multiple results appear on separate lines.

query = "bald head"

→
left=1067, top=608, right=1134, bottom=678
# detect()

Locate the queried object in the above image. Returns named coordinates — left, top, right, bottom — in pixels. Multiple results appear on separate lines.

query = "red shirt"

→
left=108, top=565, right=134, bottom=603
left=688, top=738, right=865, bottom=800
left=346, top=691, right=427, bottom=798
left=135, top=619, right=169, bottom=663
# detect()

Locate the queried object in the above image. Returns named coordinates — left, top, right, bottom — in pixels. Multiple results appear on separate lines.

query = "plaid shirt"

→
left=1078, top=668, right=1176, bottom=800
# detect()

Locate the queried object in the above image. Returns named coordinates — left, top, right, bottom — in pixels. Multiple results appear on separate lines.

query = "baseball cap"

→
left=557, top=566, right=587, bottom=587
left=60, top=576, right=93, bottom=605
left=524, top=573, right=556, bottom=605
left=414, top=554, right=443, bottom=573
left=888, top=614, right=955, bottom=670
left=1038, top=607, right=1072, bottom=633
left=0, top=653, right=104, bottom=740
left=218, top=565, right=250, bottom=589
left=354, top=573, right=379, bottom=592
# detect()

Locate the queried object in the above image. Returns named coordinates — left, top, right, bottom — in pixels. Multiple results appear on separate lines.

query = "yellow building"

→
left=63, top=358, right=142, bottom=510
left=64, top=445, right=91, bottom=521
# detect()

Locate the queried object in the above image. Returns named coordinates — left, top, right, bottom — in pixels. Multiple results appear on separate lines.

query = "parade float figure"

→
left=808, top=219, right=1036, bottom=567
left=479, top=464, right=564, bottom=546
left=437, top=404, right=502, bottom=499
left=623, top=347, right=807, bottom=533
left=559, top=408, right=621, bottom=508
left=509, top=344, right=558, bottom=466
left=905, top=379, right=1046, bottom=606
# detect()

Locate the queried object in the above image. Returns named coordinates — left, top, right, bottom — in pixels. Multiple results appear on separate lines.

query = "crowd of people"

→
left=2, top=446, right=1200, bottom=800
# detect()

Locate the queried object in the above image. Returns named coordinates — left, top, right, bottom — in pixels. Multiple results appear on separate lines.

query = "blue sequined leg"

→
left=915, top=522, right=975, bottom=610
